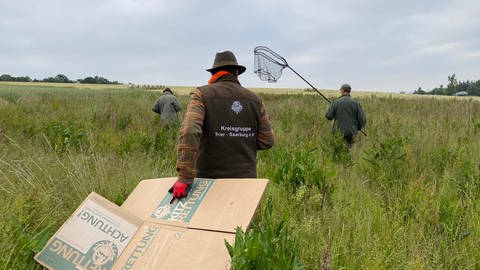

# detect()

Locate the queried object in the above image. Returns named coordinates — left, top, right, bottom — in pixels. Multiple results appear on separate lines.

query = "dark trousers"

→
left=344, top=134, right=353, bottom=148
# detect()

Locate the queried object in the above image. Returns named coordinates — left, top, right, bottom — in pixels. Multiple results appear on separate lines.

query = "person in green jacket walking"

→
left=152, top=88, right=181, bottom=128
left=325, top=84, right=366, bottom=147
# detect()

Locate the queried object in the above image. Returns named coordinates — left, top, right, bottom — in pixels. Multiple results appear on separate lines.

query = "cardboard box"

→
left=35, top=178, right=268, bottom=270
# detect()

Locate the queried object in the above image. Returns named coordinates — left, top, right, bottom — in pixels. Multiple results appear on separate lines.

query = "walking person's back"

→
left=170, top=50, right=275, bottom=200
left=325, top=84, right=366, bottom=147
left=152, top=88, right=181, bottom=128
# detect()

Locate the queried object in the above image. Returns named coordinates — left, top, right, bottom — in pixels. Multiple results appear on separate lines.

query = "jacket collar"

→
left=211, top=73, right=241, bottom=85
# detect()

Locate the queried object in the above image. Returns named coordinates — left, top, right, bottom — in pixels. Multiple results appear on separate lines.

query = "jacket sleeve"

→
left=172, top=98, right=181, bottom=112
left=357, top=103, right=366, bottom=130
left=176, top=89, right=205, bottom=184
left=152, top=99, right=162, bottom=114
left=257, top=99, right=275, bottom=150
left=325, top=102, right=335, bottom=120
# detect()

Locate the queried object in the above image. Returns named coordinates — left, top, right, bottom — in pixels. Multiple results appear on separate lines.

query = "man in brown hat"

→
left=325, top=83, right=366, bottom=147
left=170, top=50, right=275, bottom=199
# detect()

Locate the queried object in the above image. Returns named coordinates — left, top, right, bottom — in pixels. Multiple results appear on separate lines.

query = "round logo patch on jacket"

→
left=231, top=101, right=243, bottom=114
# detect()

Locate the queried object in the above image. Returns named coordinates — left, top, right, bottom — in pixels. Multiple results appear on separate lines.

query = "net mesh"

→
left=254, top=47, right=288, bottom=83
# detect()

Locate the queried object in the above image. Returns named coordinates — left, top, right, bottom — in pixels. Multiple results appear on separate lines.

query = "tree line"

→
left=414, top=74, right=480, bottom=96
left=0, top=74, right=120, bottom=84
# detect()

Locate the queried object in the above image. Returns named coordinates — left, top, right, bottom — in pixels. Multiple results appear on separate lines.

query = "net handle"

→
left=286, top=66, right=331, bottom=103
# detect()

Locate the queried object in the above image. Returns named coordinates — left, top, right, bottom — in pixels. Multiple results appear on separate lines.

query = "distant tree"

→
left=413, top=87, right=426, bottom=95
left=427, top=75, right=480, bottom=96
left=42, top=76, right=55, bottom=83
left=446, top=74, right=457, bottom=95
left=0, top=74, right=32, bottom=82
left=467, top=80, right=480, bottom=96
left=54, top=74, right=71, bottom=83
left=0, top=74, right=14, bottom=81
left=77, top=75, right=120, bottom=84
left=42, top=74, right=72, bottom=83
left=17, top=76, right=32, bottom=82
left=429, top=87, right=446, bottom=95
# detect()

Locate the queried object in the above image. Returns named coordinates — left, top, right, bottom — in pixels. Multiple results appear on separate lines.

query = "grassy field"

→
left=0, top=82, right=479, bottom=269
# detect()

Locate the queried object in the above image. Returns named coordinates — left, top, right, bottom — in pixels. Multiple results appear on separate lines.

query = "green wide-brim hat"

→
left=206, top=50, right=246, bottom=75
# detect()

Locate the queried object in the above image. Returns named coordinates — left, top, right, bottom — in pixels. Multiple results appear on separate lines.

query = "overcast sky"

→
left=1, top=0, right=479, bottom=92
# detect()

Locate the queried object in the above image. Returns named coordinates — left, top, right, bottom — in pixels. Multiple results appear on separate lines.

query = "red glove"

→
left=168, top=181, right=189, bottom=200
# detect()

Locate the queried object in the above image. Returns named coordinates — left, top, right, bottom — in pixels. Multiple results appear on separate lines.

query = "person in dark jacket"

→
left=152, top=88, right=181, bottom=128
left=170, top=50, right=275, bottom=199
left=325, top=84, right=366, bottom=147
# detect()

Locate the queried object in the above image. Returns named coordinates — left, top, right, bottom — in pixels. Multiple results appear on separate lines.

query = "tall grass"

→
left=1, top=84, right=479, bottom=269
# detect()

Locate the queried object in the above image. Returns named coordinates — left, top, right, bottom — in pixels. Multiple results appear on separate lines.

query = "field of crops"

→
left=1, top=82, right=479, bottom=269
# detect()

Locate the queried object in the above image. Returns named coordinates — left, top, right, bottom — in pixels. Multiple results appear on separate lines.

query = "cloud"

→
left=458, top=51, right=480, bottom=60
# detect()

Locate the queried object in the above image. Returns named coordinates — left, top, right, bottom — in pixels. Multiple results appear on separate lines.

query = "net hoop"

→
left=254, top=46, right=289, bottom=82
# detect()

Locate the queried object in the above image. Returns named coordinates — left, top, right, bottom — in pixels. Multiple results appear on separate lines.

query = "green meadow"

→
left=1, top=82, right=479, bottom=269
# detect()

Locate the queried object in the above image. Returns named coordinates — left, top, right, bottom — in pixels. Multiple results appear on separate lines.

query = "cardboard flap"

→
left=121, top=177, right=184, bottom=226
left=112, top=223, right=234, bottom=270
left=35, top=192, right=143, bottom=270
left=189, top=178, right=268, bottom=233
left=121, top=178, right=268, bottom=233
